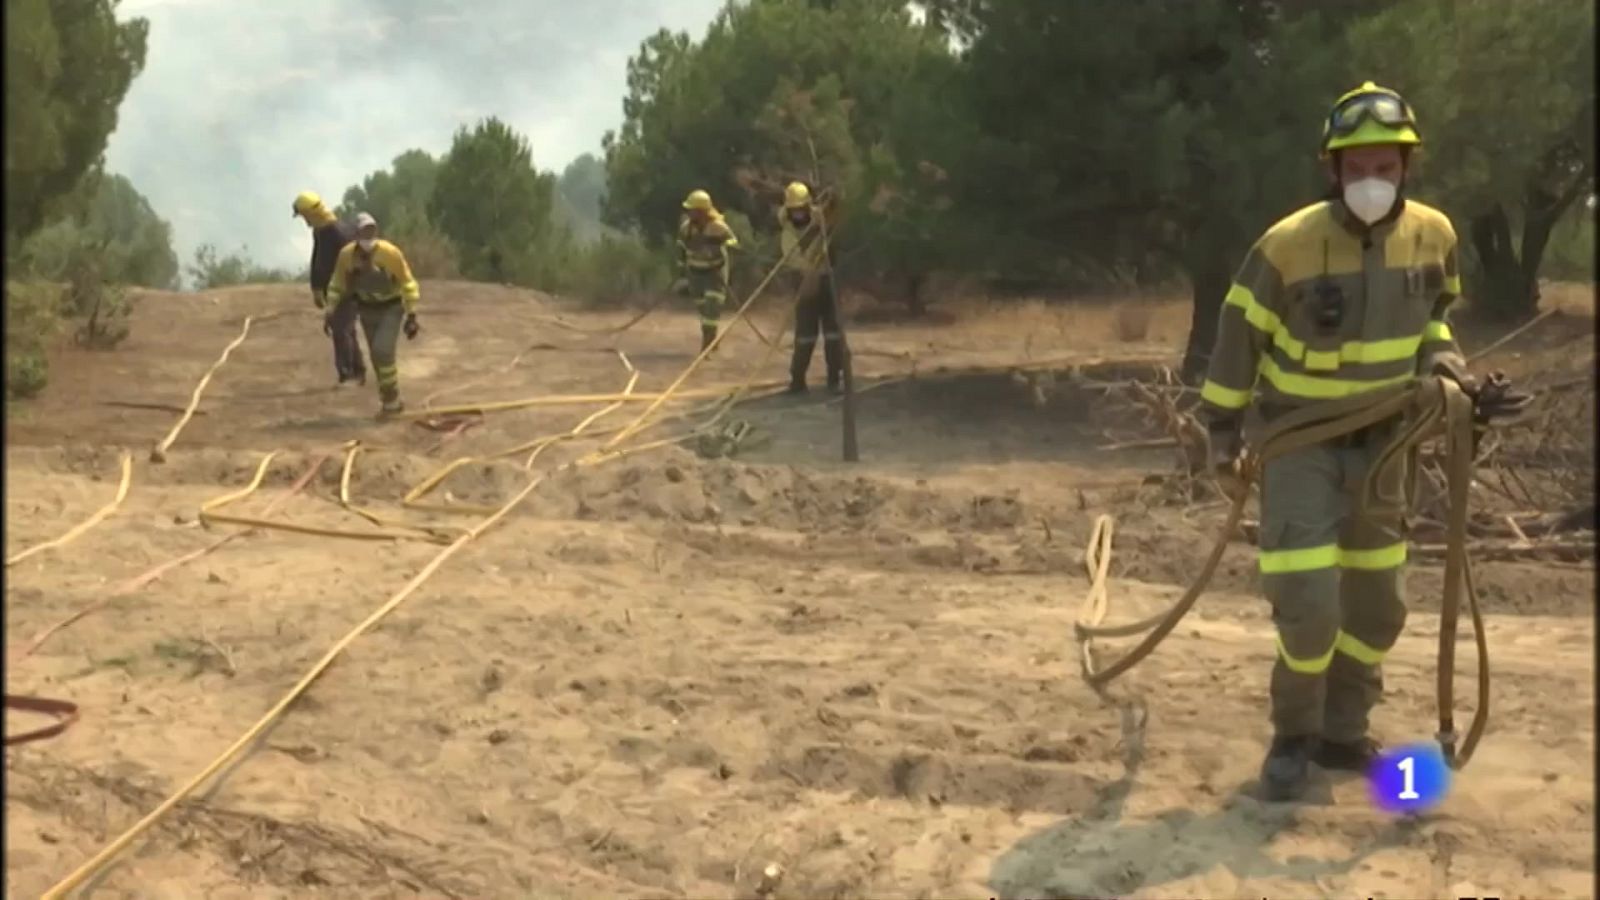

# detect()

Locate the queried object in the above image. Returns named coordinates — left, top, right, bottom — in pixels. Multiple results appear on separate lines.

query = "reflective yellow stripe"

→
left=1334, top=630, right=1387, bottom=665
left=1422, top=320, right=1453, bottom=343
left=1226, top=283, right=1281, bottom=335
left=1279, top=329, right=1422, bottom=368
left=1304, top=349, right=1340, bottom=371
left=1201, top=378, right=1253, bottom=409
left=1260, top=356, right=1412, bottom=399
left=1339, top=543, right=1407, bottom=570
left=1230, top=283, right=1425, bottom=367
left=1259, top=542, right=1340, bottom=574
left=1443, top=274, right=1462, bottom=295
left=1276, top=634, right=1337, bottom=674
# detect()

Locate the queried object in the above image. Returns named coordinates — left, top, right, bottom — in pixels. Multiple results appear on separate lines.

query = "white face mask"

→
left=358, top=238, right=376, bottom=252
left=1343, top=177, right=1398, bottom=225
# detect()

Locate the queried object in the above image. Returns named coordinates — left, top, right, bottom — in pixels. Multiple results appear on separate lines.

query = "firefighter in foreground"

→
left=292, top=190, right=364, bottom=385
left=673, top=189, right=740, bottom=352
left=778, top=181, right=843, bottom=394
left=327, top=212, right=421, bottom=417
left=1199, top=82, right=1508, bottom=801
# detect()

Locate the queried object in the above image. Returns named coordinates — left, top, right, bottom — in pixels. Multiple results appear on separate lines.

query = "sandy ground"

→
left=4, top=281, right=1594, bottom=899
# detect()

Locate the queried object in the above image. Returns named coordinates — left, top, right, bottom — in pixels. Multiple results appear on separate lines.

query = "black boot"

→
left=1259, top=734, right=1317, bottom=801
left=823, top=337, right=844, bottom=395
left=1315, top=737, right=1381, bottom=772
left=700, top=325, right=717, bottom=354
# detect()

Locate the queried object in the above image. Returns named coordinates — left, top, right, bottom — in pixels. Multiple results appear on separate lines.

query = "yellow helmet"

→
left=292, top=190, right=324, bottom=218
left=783, top=181, right=812, bottom=209
left=682, top=189, right=713, bottom=211
left=1321, top=81, right=1422, bottom=155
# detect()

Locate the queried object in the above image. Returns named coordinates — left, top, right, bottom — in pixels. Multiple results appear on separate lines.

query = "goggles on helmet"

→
left=1327, top=91, right=1415, bottom=138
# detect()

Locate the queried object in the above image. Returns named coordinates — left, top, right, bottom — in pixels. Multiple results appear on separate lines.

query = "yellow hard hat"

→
left=292, top=190, right=324, bottom=218
left=1321, top=81, right=1422, bottom=155
left=683, top=189, right=713, bottom=211
left=783, top=181, right=812, bottom=209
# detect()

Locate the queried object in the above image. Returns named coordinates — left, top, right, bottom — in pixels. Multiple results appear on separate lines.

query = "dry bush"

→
left=65, top=255, right=133, bottom=349
left=394, top=226, right=460, bottom=280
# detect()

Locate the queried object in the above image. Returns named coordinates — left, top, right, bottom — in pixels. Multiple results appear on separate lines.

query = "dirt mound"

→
left=536, top=448, right=1040, bottom=533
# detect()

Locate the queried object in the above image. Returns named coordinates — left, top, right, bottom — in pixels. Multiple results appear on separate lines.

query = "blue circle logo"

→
left=1368, top=742, right=1451, bottom=814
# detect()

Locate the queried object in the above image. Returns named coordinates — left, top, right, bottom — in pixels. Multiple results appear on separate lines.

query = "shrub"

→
left=64, top=255, right=133, bottom=349
left=557, top=233, right=671, bottom=307
left=187, top=244, right=296, bottom=290
left=5, top=281, right=66, bottom=400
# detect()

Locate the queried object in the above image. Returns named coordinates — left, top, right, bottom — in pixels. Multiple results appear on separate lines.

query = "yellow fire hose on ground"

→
left=5, top=451, right=134, bottom=568
left=1074, top=375, right=1491, bottom=771
left=151, top=317, right=254, bottom=463
left=39, top=219, right=830, bottom=899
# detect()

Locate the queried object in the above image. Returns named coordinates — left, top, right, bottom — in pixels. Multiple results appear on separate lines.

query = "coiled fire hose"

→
left=1075, top=375, right=1491, bottom=770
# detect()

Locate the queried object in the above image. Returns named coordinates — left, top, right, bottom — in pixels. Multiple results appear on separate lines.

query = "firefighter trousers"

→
left=789, top=272, right=841, bottom=386
left=356, top=298, right=405, bottom=404
left=686, top=267, right=729, bottom=347
left=328, top=296, right=367, bottom=382
left=1257, top=422, right=1409, bottom=742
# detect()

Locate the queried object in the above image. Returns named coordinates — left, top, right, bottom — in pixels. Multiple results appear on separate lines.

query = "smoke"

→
left=108, top=0, right=726, bottom=280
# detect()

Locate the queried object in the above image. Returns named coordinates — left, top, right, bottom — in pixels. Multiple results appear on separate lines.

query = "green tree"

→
left=961, top=0, right=1357, bottom=376
left=339, top=149, right=440, bottom=233
left=1346, top=0, right=1596, bottom=321
left=430, top=117, right=560, bottom=285
left=18, top=172, right=179, bottom=289
left=4, top=0, right=149, bottom=253
left=338, top=149, right=459, bottom=278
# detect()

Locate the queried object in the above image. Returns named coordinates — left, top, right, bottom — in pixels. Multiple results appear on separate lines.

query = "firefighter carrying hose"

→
left=327, top=212, right=422, bottom=418
left=292, top=190, right=365, bottom=385
left=1198, top=81, right=1530, bottom=801
left=778, top=181, right=843, bottom=394
left=673, top=189, right=740, bottom=353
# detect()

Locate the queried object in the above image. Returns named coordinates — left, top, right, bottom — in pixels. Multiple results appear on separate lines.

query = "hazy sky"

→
left=107, top=0, right=729, bottom=276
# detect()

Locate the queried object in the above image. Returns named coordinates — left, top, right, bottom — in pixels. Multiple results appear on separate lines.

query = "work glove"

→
left=1472, top=370, right=1534, bottom=426
left=312, top=289, right=328, bottom=310
left=670, top=277, right=689, bottom=296
left=322, top=310, right=334, bottom=336
left=403, top=313, right=420, bottom=340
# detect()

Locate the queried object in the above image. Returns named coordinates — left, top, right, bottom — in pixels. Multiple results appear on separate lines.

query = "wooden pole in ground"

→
left=806, top=137, right=859, bottom=462
left=817, top=210, right=858, bottom=462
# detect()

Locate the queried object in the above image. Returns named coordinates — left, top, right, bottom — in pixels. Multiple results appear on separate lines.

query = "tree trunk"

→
left=903, top=271, right=927, bottom=317
left=1468, top=204, right=1533, bottom=322
left=1518, top=173, right=1589, bottom=307
left=1179, top=254, right=1232, bottom=384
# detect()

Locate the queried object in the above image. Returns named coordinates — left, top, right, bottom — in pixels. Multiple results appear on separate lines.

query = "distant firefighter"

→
left=673, top=189, right=740, bottom=353
left=327, top=213, right=422, bottom=418
left=777, top=181, right=841, bottom=395
left=292, top=190, right=364, bottom=385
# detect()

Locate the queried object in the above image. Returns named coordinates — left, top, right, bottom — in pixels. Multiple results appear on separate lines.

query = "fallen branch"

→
left=100, top=401, right=207, bottom=416
left=1098, top=437, right=1177, bottom=451
left=1412, top=537, right=1594, bottom=564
